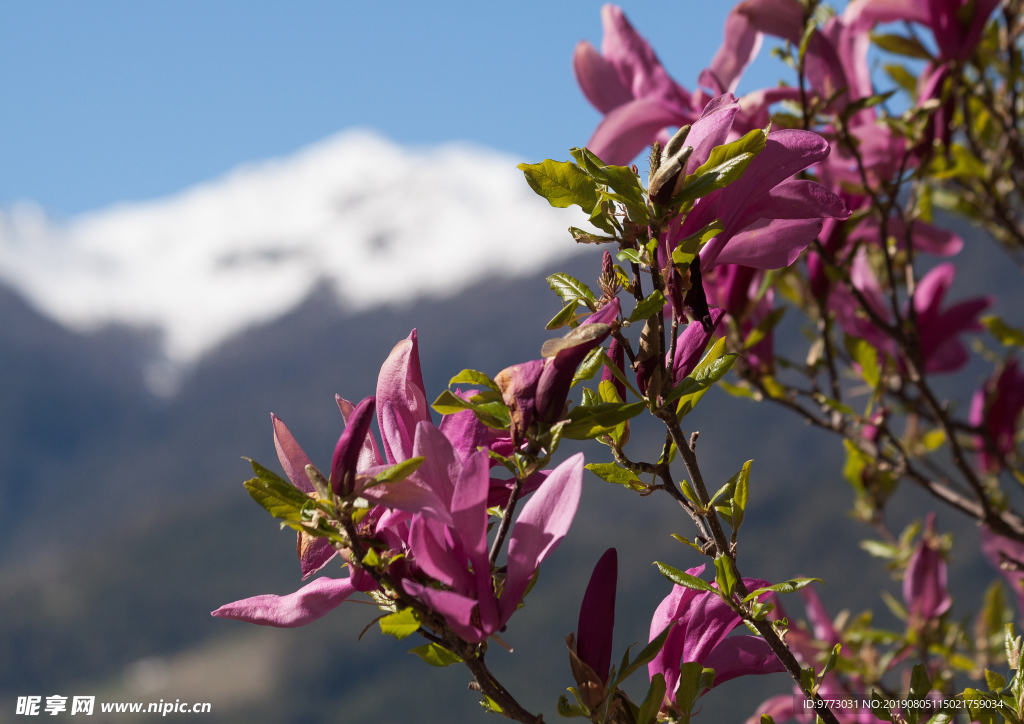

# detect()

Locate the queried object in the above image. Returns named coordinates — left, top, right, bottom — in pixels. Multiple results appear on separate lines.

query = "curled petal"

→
left=330, top=395, right=376, bottom=495
left=337, top=396, right=385, bottom=468
left=211, top=576, right=358, bottom=628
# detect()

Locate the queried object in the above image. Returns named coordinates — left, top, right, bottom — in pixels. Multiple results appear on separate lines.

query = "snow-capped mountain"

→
left=0, top=130, right=585, bottom=364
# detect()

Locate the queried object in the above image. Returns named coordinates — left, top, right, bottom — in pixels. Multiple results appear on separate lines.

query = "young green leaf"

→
left=379, top=608, right=421, bottom=640
left=518, top=160, right=599, bottom=212
left=744, top=307, right=787, bottom=349
left=870, top=33, right=934, bottom=60
left=820, top=644, right=841, bottom=679
left=672, top=127, right=768, bottom=205
left=629, top=291, right=668, bottom=323
left=556, top=694, right=588, bottom=718
left=844, top=335, right=880, bottom=389
left=732, top=460, right=751, bottom=534
left=714, top=556, right=738, bottom=597
left=586, top=462, right=645, bottom=488
left=547, top=272, right=597, bottom=304
left=449, top=369, right=501, bottom=393
left=637, top=674, right=667, bottom=724
left=983, top=316, right=1024, bottom=347
left=616, top=621, right=677, bottom=685
left=547, top=302, right=582, bottom=330
left=371, top=456, right=426, bottom=485
left=743, top=578, right=824, bottom=602
left=561, top=401, right=647, bottom=440
left=408, top=642, right=463, bottom=667
left=656, top=562, right=714, bottom=591
left=572, top=346, right=605, bottom=387
left=674, top=662, right=705, bottom=715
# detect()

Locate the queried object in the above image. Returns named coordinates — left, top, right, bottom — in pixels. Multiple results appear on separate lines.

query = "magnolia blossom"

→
left=750, top=589, right=875, bottom=724
left=982, top=528, right=1024, bottom=617
left=844, top=0, right=999, bottom=62
left=830, top=257, right=992, bottom=374
left=903, top=513, right=952, bottom=622
left=970, top=360, right=1024, bottom=473
left=649, top=564, right=785, bottom=701
left=403, top=447, right=585, bottom=642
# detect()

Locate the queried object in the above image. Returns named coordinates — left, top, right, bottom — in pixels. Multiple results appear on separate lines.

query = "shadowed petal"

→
left=452, top=449, right=500, bottom=632
left=903, top=514, right=951, bottom=620
left=672, top=308, right=726, bottom=384
left=710, top=217, right=825, bottom=270
left=211, top=576, right=358, bottom=628
left=337, top=395, right=385, bottom=468
left=500, top=453, right=585, bottom=624
left=411, top=421, right=461, bottom=512
left=408, top=515, right=473, bottom=592
left=299, top=536, right=337, bottom=580
left=648, top=564, right=707, bottom=697
left=577, top=548, right=618, bottom=683
left=703, top=635, right=786, bottom=685
left=330, top=395, right=376, bottom=495
left=403, top=580, right=483, bottom=642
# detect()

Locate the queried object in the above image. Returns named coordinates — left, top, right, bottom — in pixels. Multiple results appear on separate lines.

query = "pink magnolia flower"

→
left=671, top=308, right=727, bottom=385
left=844, top=0, right=1000, bottom=62
left=574, top=5, right=800, bottom=165
left=750, top=589, right=875, bottom=724
left=403, top=445, right=585, bottom=643
left=575, top=548, right=619, bottom=685
left=903, top=513, right=952, bottom=622
left=830, top=258, right=992, bottom=374
left=970, top=359, right=1024, bottom=473
left=665, top=96, right=850, bottom=273
left=982, top=527, right=1024, bottom=617
left=649, top=564, right=785, bottom=703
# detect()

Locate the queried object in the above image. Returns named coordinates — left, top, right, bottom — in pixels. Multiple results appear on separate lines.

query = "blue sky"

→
left=0, top=2, right=794, bottom=216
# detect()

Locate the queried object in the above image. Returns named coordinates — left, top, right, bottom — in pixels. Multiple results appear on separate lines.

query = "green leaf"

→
left=586, top=462, right=645, bottom=489
left=844, top=335, right=880, bottom=388
left=561, top=401, right=646, bottom=440
left=820, top=644, right=841, bottom=679
left=860, top=540, right=898, bottom=559
left=616, top=621, right=676, bottom=685
left=431, top=390, right=510, bottom=430
left=243, top=459, right=312, bottom=523
left=921, top=429, right=946, bottom=452
left=985, top=668, right=1007, bottom=692
left=656, top=562, right=713, bottom=591
left=568, top=226, right=617, bottom=245
left=638, top=673, right=667, bottom=724
left=449, top=369, right=501, bottom=393
left=556, top=694, right=588, bottom=718
left=479, top=695, right=504, bottom=714
left=841, top=90, right=896, bottom=121
left=732, top=460, right=751, bottom=534
left=743, top=578, right=824, bottom=602
left=983, top=316, right=1024, bottom=347
left=409, top=642, right=462, bottom=667
left=885, top=63, right=918, bottom=94
left=547, top=272, right=597, bottom=304
left=629, top=291, right=667, bottom=323
left=714, top=556, right=738, bottom=597
left=372, top=456, right=425, bottom=484
left=870, top=690, right=894, bottom=722
left=744, top=307, right=786, bottom=349
left=379, top=608, right=421, bottom=640
left=616, top=248, right=643, bottom=265
left=546, top=302, right=581, bottom=330
left=518, top=160, right=599, bottom=212
left=673, top=127, right=768, bottom=205
left=870, top=32, right=934, bottom=60
left=674, top=662, right=705, bottom=715
left=572, top=346, right=605, bottom=387
left=762, top=716, right=777, bottom=724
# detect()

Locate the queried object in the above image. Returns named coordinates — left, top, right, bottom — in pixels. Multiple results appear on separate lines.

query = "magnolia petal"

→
left=411, top=421, right=461, bottom=513
left=736, top=0, right=805, bottom=44
left=574, top=40, right=633, bottom=114
left=408, top=514, right=474, bottom=593
left=337, top=395, right=385, bottom=469
left=682, top=577, right=771, bottom=666
left=499, top=453, right=585, bottom=625
left=703, top=635, right=786, bottom=686
left=299, top=536, right=338, bottom=580
left=452, top=449, right=500, bottom=632
left=487, top=469, right=550, bottom=508
left=211, top=576, right=358, bottom=628
left=843, top=0, right=930, bottom=32
left=746, top=694, right=798, bottom=724
left=903, top=515, right=951, bottom=620
left=271, top=413, right=315, bottom=493
left=981, top=528, right=1024, bottom=617
left=684, top=96, right=741, bottom=176
left=577, top=548, right=618, bottom=684
left=672, top=308, right=726, bottom=385
left=705, top=9, right=763, bottom=95
left=800, top=587, right=840, bottom=646
left=376, top=330, right=430, bottom=465
left=403, top=580, right=483, bottom=642
left=600, top=4, right=690, bottom=106
left=648, top=564, right=707, bottom=696
left=330, top=395, right=376, bottom=495
left=588, top=97, right=689, bottom=166
left=709, top=217, right=824, bottom=270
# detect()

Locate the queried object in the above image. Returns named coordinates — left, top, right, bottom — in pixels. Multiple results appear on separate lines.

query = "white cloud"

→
left=0, top=130, right=587, bottom=364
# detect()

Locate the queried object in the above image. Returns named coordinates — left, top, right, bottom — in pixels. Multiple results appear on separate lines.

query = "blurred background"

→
left=0, top=2, right=1021, bottom=722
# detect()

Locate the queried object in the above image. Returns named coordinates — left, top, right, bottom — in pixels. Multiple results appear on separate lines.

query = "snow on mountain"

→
left=0, top=130, right=586, bottom=365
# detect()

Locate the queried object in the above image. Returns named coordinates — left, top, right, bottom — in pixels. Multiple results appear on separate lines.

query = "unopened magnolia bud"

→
left=649, top=146, right=693, bottom=206
left=305, top=464, right=332, bottom=499
left=664, top=124, right=692, bottom=159
left=602, top=250, right=614, bottom=280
